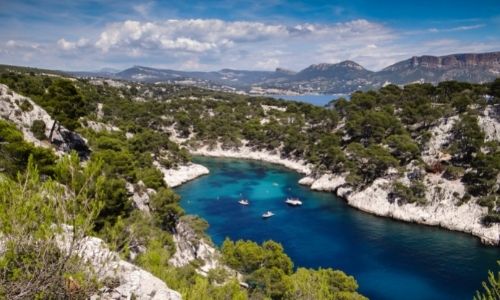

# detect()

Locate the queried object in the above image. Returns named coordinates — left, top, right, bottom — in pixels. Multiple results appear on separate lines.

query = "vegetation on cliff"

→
left=0, top=64, right=498, bottom=298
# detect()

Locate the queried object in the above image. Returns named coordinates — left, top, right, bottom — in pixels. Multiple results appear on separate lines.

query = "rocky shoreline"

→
left=155, top=161, right=210, bottom=188
left=191, top=144, right=312, bottom=175
left=171, top=144, right=499, bottom=246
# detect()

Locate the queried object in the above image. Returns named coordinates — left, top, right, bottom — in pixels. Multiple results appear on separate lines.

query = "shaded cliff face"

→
left=384, top=52, right=500, bottom=71
left=375, top=52, right=500, bottom=84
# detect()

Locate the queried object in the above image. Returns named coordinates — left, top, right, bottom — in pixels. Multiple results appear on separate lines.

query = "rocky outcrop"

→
left=169, top=219, right=223, bottom=275
left=421, top=115, right=458, bottom=164
left=0, top=84, right=90, bottom=158
left=297, top=171, right=499, bottom=245
left=85, top=120, right=121, bottom=133
left=478, top=105, right=500, bottom=142
left=383, top=52, right=500, bottom=72
left=154, top=161, right=210, bottom=188
left=344, top=175, right=499, bottom=245
left=57, top=226, right=181, bottom=300
left=125, top=181, right=156, bottom=213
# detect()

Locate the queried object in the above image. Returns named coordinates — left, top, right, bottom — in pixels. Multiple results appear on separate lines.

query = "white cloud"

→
left=5, top=40, right=40, bottom=50
left=428, top=24, right=484, bottom=33
left=94, top=19, right=290, bottom=53
left=88, top=18, right=400, bottom=70
left=57, top=38, right=89, bottom=50
left=2, top=18, right=498, bottom=72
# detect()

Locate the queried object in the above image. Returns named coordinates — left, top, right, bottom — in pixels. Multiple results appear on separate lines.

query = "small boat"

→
left=262, top=211, right=275, bottom=218
left=285, top=198, right=303, bottom=206
left=238, top=199, right=249, bottom=206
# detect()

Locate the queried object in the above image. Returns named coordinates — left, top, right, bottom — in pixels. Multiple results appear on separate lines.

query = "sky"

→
left=0, top=0, right=499, bottom=72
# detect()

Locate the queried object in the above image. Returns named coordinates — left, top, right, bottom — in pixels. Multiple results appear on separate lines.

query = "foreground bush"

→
left=0, top=154, right=103, bottom=299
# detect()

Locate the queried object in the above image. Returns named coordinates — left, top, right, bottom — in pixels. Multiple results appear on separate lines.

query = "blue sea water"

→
left=175, top=157, right=500, bottom=300
left=267, top=94, right=346, bottom=106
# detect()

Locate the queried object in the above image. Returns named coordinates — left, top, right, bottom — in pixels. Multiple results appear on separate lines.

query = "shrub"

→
left=0, top=119, right=56, bottom=177
left=31, top=119, right=46, bottom=140
left=137, top=167, right=165, bottom=190
left=0, top=154, right=103, bottom=299
left=477, top=195, right=498, bottom=211
left=149, top=188, right=183, bottom=231
left=390, top=181, right=427, bottom=205
left=19, top=99, right=33, bottom=112
left=443, top=165, right=464, bottom=180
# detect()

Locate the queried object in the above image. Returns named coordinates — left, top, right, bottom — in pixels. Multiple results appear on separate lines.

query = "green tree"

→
left=287, top=268, right=367, bottom=300
left=42, top=79, right=87, bottom=139
left=474, top=262, right=500, bottom=300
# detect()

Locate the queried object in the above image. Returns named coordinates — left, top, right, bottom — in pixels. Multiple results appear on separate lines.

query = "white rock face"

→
left=345, top=175, right=499, bottom=245
left=0, top=84, right=88, bottom=156
left=125, top=181, right=156, bottom=213
left=478, top=106, right=500, bottom=142
left=169, top=220, right=222, bottom=275
left=0, top=84, right=57, bottom=148
left=421, top=115, right=458, bottom=164
left=191, top=143, right=312, bottom=175
left=85, top=120, right=121, bottom=133
left=57, top=226, right=181, bottom=300
left=155, top=161, right=210, bottom=188
left=310, top=174, right=346, bottom=192
left=298, top=176, right=315, bottom=185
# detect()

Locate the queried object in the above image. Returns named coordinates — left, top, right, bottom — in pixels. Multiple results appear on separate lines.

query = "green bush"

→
left=0, top=119, right=55, bottom=177
left=443, top=165, right=464, bottom=180
left=19, top=99, right=33, bottom=112
left=0, top=154, right=103, bottom=299
left=391, top=181, right=427, bottom=205
left=149, top=188, right=183, bottom=231
left=137, top=167, right=165, bottom=190
left=31, top=119, right=46, bottom=140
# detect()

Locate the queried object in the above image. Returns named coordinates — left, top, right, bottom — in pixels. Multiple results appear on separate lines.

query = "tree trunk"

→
left=49, top=120, right=57, bottom=141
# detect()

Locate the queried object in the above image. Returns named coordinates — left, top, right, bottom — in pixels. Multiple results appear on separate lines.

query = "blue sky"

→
left=0, top=0, right=498, bottom=71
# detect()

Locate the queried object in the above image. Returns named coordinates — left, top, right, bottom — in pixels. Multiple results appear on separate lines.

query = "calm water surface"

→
left=267, top=94, right=346, bottom=106
left=175, top=157, right=499, bottom=300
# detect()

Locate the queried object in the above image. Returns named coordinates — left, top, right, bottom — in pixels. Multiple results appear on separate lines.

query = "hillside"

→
left=0, top=66, right=367, bottom=299
left=6, top=64, right=499, bottom=243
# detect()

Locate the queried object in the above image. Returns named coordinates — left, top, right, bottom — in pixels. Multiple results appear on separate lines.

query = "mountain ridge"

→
left=73, top=51, right=500, bottom=94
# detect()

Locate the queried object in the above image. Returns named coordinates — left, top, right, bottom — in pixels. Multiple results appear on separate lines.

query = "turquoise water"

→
left=175, top=157, right=500, bottom=300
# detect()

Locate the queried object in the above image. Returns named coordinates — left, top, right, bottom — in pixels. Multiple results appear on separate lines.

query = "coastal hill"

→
left=73, top=51, right=500, bottom=94
left=0, top=65, right=369, bottom=299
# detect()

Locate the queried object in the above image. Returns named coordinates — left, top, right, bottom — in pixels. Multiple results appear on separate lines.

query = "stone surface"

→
left=478, top=106, right=500, bottom=142
left=155, top=161, right=210, bottom=188
left=169, top=220, right=223, bottom=275
left=125, top=181, right=155, bottom=213
left=57, top=226, right=181, bottom=300
left=191, top=142, right=312, bottom=175
left=0, top=84, right=90, bottom=158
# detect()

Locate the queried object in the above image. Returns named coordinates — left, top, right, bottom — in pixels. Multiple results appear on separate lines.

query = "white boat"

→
left=262, top=211, right=275, bottom=218
left=238, top=199, right=249, bottom=206
left=285, top=198, right=303, bottom=206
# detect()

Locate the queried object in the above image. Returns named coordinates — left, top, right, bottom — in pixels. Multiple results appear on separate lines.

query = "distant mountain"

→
left=71, top=51, right=500, bottom=94
left=271, top=61, right=375, bottom=93
left=70, top=67, right=120, bottom=78
left=295, top=61, right=372, bottom=80
left=375, top=52, right=500, bottom=84
left=114, top=66, right=285, bottom=88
